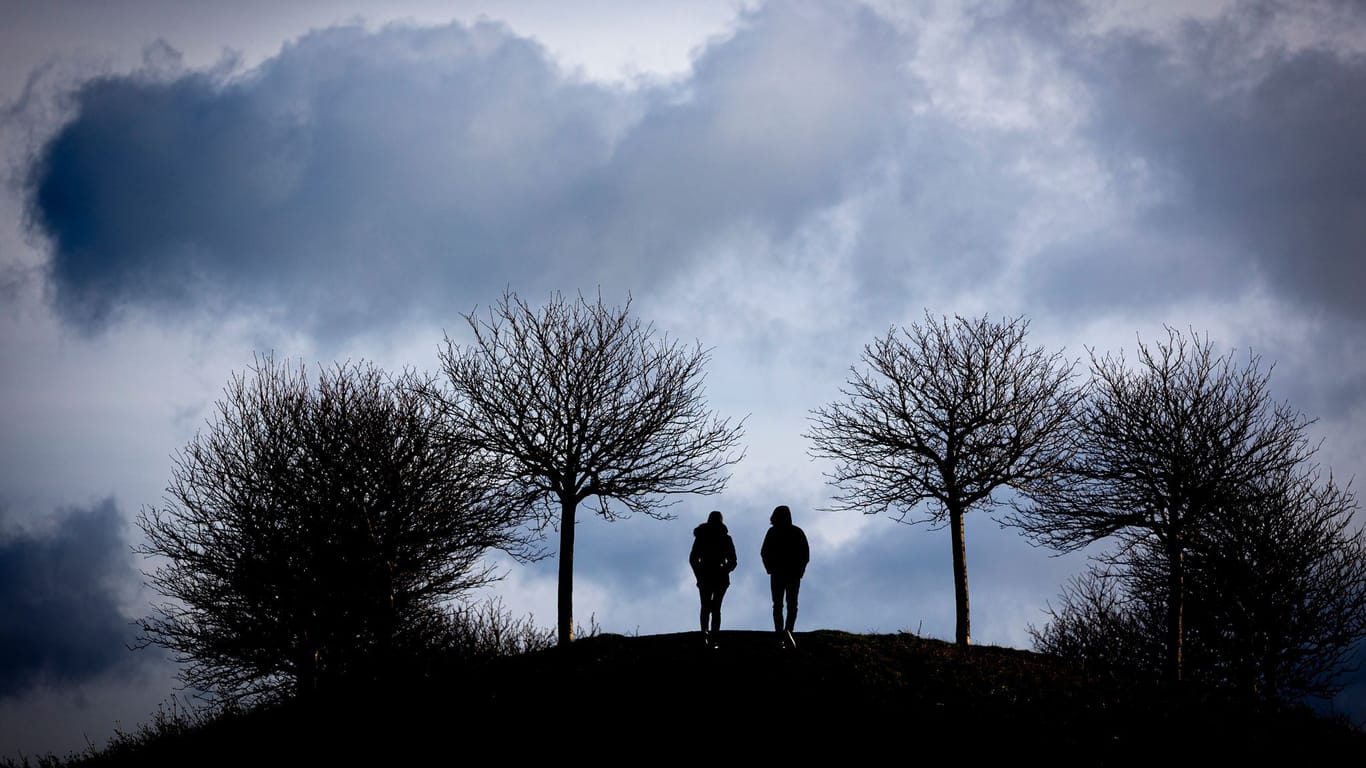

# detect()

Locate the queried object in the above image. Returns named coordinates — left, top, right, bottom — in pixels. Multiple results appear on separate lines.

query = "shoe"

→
left=785, top=630, right=797, bottom=649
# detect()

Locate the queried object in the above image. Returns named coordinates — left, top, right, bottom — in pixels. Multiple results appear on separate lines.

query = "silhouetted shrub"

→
left=134, top=355, right=540, bottom=704
left=1011, top=327, right=1329, bottom=683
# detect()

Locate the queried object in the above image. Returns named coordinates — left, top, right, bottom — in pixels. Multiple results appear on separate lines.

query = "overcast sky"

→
left=3, top=0, right=1366, bottom=758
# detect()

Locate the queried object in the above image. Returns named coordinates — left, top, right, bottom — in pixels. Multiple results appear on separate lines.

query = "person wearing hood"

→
left=690, top=510, right=738, bottom=648
left=761, top=504, right=809, bottom=649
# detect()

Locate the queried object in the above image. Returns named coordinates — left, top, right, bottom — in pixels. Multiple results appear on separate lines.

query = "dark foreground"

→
left=34, top=630, right=1366, bottom=766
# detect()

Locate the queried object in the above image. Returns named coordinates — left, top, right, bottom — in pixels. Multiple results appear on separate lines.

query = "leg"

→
left=697, top=585, right=709, bottom=637
left=770, top=575, right=785, bottom=633
left=784, top=579, right=801, bottom=632
left=710, top=584, right=728, bottom=633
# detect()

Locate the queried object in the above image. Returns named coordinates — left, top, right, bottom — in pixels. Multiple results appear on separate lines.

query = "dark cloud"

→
left=600, top=1, right=906, bottom=259
left=0, top=498, right=145, bottom=698
left=22, top=3, right=910, bottom=339
left=1024, top=1, right=1366, bottom=325
left=24, top=20, right=621, bottom=336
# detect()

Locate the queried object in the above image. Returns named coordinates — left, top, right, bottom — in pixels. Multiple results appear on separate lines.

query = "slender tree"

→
left=1007, top=327, right=1316, bottom=682
left=429, top=290, right=745, bottom=646
left=135, top=355, right=536, bottom=703
left=806, top=312, right=1081, bottom=646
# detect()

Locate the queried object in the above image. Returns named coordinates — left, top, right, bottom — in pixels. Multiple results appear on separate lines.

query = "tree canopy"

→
left=1009, top=327, right=1320, bottom=681
left=429, top=290, right=746, bottom=645
left=807, top=312, right=1081, bottom=646
left=135, top=355, right=536, bottom=702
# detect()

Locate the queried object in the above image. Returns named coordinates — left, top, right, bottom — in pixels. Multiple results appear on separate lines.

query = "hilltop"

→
left=20, top=630, right=1366, bottom=766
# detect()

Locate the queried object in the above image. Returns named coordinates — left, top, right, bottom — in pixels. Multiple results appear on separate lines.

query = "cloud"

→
left=8, top=0, right=1366, bottom=757
left=23, top=20, right=620, bottom=336
left=0, top=498, right=147, bottom=698
left=22, top=2, right=911, bottom=340
left=1016, top=1, right=1366, bottom=327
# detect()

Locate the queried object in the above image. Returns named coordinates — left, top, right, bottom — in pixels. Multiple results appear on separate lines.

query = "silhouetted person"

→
left=690, top=510, right=738, bottom=648
left=761, top=504, right=809, bottom=649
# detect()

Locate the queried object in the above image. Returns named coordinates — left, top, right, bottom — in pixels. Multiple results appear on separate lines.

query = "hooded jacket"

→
left=761, top=506, right=809, bottom=580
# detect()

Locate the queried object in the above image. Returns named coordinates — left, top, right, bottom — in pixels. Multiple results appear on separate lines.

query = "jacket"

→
left=761, top=518, right=809, bottom=580
left=690, top=521, right=738, bottom=587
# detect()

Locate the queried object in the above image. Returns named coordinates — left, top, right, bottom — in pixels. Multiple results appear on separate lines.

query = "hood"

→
left=695, top=521, right=728, bottom=536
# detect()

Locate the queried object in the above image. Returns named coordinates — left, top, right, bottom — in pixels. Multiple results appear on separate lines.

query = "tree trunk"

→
left=950, top=504, right=971, bottom=646
left=1166, top=543, right=1184, bottom=683
left=557, top=495, right=577, bottom=646
left=296, top=644, right=318, bottom=700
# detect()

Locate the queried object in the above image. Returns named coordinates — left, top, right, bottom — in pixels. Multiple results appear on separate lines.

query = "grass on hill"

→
left=10, top=629, right=1365, bottom=766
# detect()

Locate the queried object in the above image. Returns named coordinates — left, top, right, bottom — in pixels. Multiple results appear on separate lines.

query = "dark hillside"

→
left=28, top=630, right=1366, bottom=766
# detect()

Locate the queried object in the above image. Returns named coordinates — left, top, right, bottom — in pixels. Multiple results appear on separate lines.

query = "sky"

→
left=3, top=0, right=1366, bottom=757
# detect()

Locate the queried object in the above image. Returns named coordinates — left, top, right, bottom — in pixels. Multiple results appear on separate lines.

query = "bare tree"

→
left=1032, top=466, right=1366, bottom=703
left=805, top=312, right=1081, bottom=646
left=1007, top=327, right=1316, bottom=682
left=429, top=290, right=746, bottom=646
left=1185, top=466, right=1366, bottom=700
left=135, top=355, right=537, bottom=704
left=1028, top=563, right=1165, bottom=681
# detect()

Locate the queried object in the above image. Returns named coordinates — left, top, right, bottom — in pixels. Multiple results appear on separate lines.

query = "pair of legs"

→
left=698, top=582, right=728, bottom=635
left=770, top=574, right=800, bottom=637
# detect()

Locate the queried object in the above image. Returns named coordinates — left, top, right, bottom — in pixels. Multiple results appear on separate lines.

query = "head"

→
left=770, top=505, right=791, bottom=525
left=707, top=510, right=724, bottom=525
